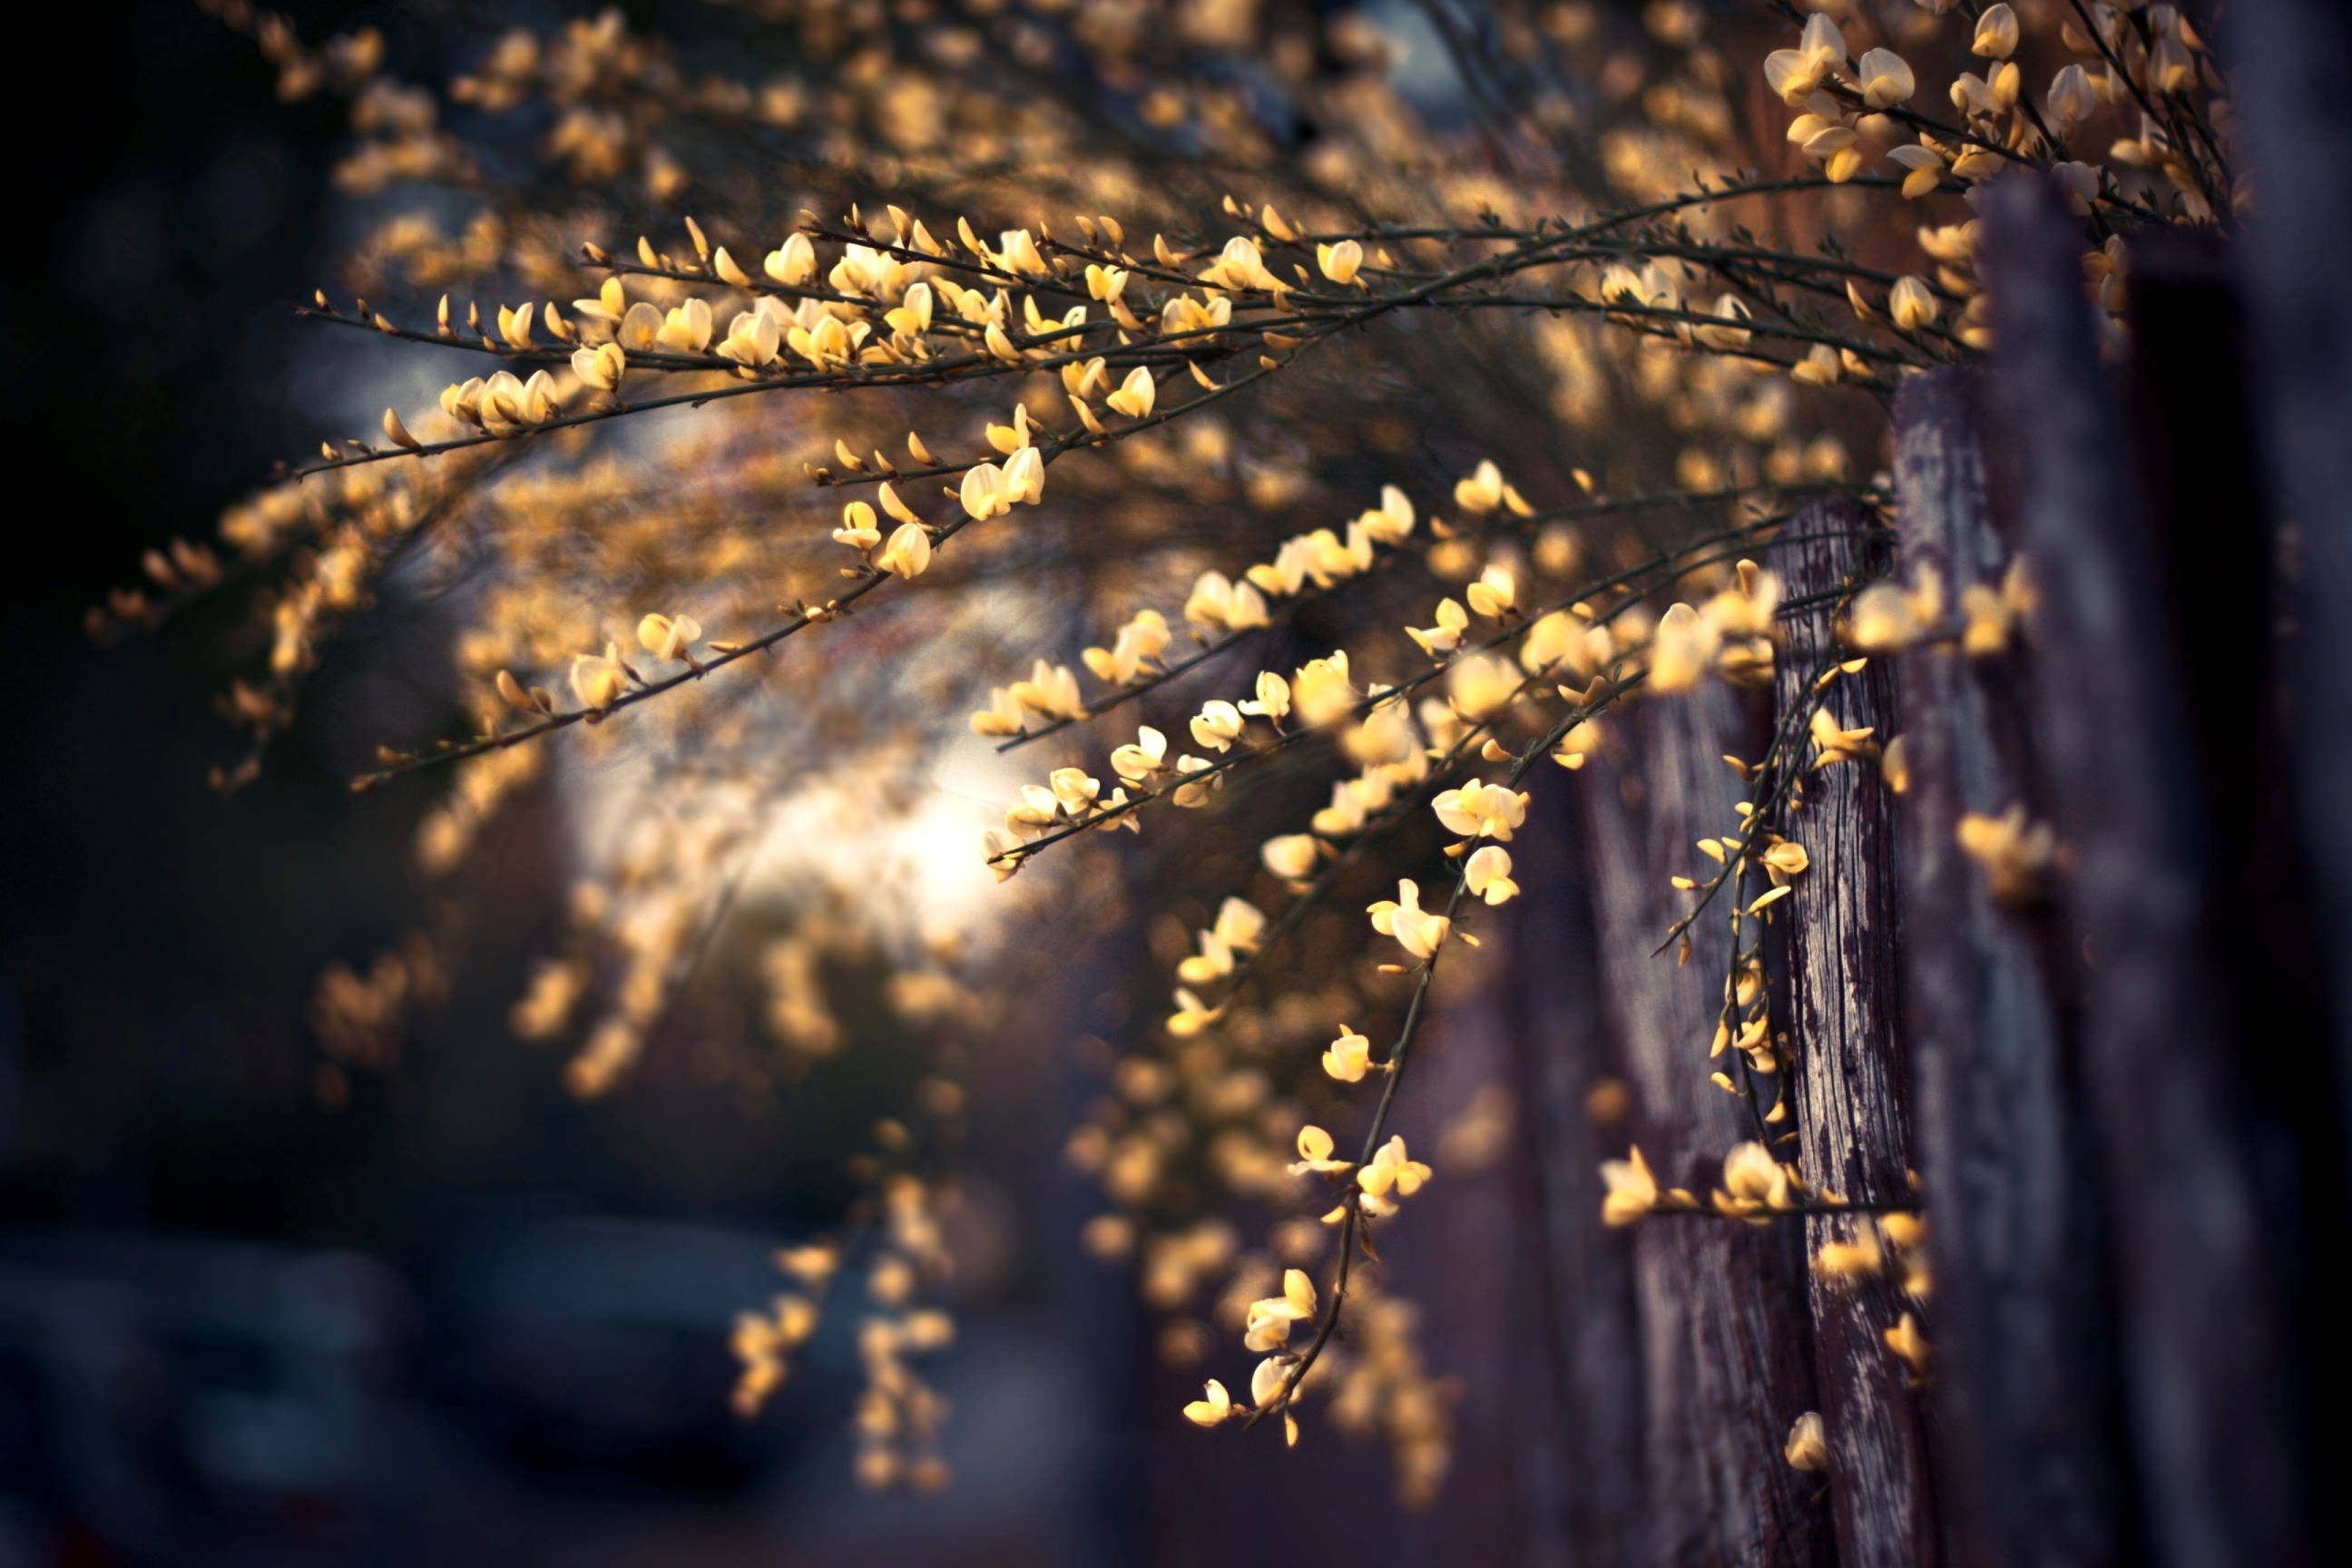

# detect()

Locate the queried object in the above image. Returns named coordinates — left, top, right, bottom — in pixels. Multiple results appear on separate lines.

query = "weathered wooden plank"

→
left=1977, top=175, right=2311, bottom=1568
left=1577, top=685, right=1834, bottom=1568
left=1888, top=366, right=2122, bottom=1568
left=1767, top=502, right=1940, bottom=1568
left=1502, top=784, right=1642, bottom=1568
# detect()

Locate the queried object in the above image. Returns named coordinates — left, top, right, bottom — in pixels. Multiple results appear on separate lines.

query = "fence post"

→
left=1977, top=174, right=2310, bottom=1568
left=1768, top=502, right=1940, bottom=1568
left=1889, top=366, right=2123, bottom=1568
left=1578, top=687, right=1834, bottom=1568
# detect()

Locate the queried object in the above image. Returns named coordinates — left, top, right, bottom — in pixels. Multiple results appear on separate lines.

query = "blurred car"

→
left=0, top=1231, right=414, bottom=1563
left=430, top=1213, right=808, bottom=1485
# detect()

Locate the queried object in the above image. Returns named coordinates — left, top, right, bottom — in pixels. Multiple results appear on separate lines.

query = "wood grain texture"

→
left=1889, top=368, right=2122, bottom=1568
left=1504, top=783, right=1643, bottom=1568
left=1766, top=502, right=1940, bottom=1568
left=1577, top=684, right=1834, bottom=1568
left=1979, top=176, right=2310, bottom=1568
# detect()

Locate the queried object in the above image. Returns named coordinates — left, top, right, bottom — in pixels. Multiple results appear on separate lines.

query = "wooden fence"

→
left=1488, top=25, right=2350, bottom=1552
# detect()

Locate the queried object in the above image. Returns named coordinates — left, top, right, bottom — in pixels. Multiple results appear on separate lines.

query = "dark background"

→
left=0, top=6, right=1142, bottom=1563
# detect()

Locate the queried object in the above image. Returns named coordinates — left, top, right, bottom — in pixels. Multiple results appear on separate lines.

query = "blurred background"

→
left=0, top=6, right=1543, bottom=1563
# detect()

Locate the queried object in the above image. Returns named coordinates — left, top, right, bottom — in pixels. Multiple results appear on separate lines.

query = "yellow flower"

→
left=1290, top=652, right=1357, bottom=727
left=569, top=643, right=626, bottom=710
left=1250, top=1356, right=1288, bottom=1409
left=1189, top=700, right=1245, bottom=752
left=1008, top=660, right=1084, bottom=720
left=571, top=340, right=627, bottom=389
left=1971, top=4, right=2018, bottom=60
left=1289, top=1124, right=1353, bottom=1175
left=1317, top=240, right=1362, bottom=285
left=1406, top=598, right=1469, bottom=657
left=1355, top=485, right=1416, bottom=545
left=1182, top=570, right=1271, bottom=630
left=1357, top=1135, right=1431, bottom=1200
left=1763, top=14, right=1847, bottom=105
left=1956, top=804, right=2059, bottom=905
left=1857, top=47, right=1915, bottom=108
left=1884, top=1311, right=1932, bottom=1377
left=1323, top=1026, right=1374, bottom=1082
left=1465, top=564, right=1516, bottom=619
left=959, top=462, right=1012, bottom=520
left=1600, top=1146, right=1658, bottom=1227
left=1110, top=726, right=1169, bottom=781
left=876, top=522, right=933, bottom=579
left=764, top=233, right=817, bottom=286
left=1785, top=1412, right=1829, bottom=1472
left=833, top=499, right=882, bottom=551
left=1453, top=459, right=1507, bottom=514
left=1261, top=834, right=1318, bottom=879
left=636, top=612, right=702, bottom=662
left=1446, top=653, right=1520, bottom=719
left=1242, top=1269, right=1318, bottom=1351
left=1238, top=671, right=1291, bottom=722
left=1368, top=878, right=1450, bottom=959
left=1718, top=1141, right=1795, bottom=1215
left=1464, top=845, right=1518, bottom=905
left=1889, top=275, right=1938, bottom=331
left=968, top=687, right=1026, bottom=737
left=1811, top=707, right=1881, bottom=767
left=1434, top=779, right=1530, bottom=841
left=1166, top=987, right=1221, bottom=1037
left=1083, top=610, right=1172, bottom=684
left=1647, top=603, right=1720, bottom=692
left=1885, top=145, right=1945, bottom=201
left=1106, top=366, right=1157, bottom=419
left=1182, top=1378, right=1236, bottom=1426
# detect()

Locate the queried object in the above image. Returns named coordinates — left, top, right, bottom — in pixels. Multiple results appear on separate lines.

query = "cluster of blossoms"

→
left=129, top=0, right=2241, bottom=1508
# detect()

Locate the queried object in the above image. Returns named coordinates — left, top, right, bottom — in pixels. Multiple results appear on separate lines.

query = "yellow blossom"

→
left=1189, top=700, right=1245, bottom=751
left=1238, top=671, right=1291, bottom=722
left=1464, top=845, right=1519, bottom=905
left=1785, top=1412, right=1829, bottom=1471
left=1811, top=707, right=1881, bottom=767
left=636, top=612, right=702, bottom=662
left=569, top=643, right=626, bottom=710
left=1956, top=804, right=2059, bottom=904
left=1465, top=564, right=1516, bottom=619
left=1261, top=834, right=1318, bottom=879
left=1183, top=571, right=1271, bottom=631
left=1289, top=1124, right=1353, bottom=1175
left=1433, top=779, right=1530, bottom=841
left=1107, top=367, right=1157, bottom=419
left=1407, top=598, right=1470, bottom=657
left=1291, top=652, right=1357, bottom=727
left=877, top=522, right=933, bottom=579
left=1182, top=1378, right=1236, bottom=1426
left=1972, top=4, right=2018, bottom=60
left=1889, top=275, right=1938, bottom=331
left=1600, top=1146, right=1659, bottom=1226
left=1110, top=726, right=1169, bottom=781
left=1357, top=1135, right=1431, bottom=1201
left=1324, top=1026, right=1374, bottom=1082
left=1763, top=14, right=1847, bottom=105
left=1884, top=1311, right=1932, bottom=1377
left=1857, top=47, right=1916, bottom=108
left=1368, top=878, right=1451, bottom=960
